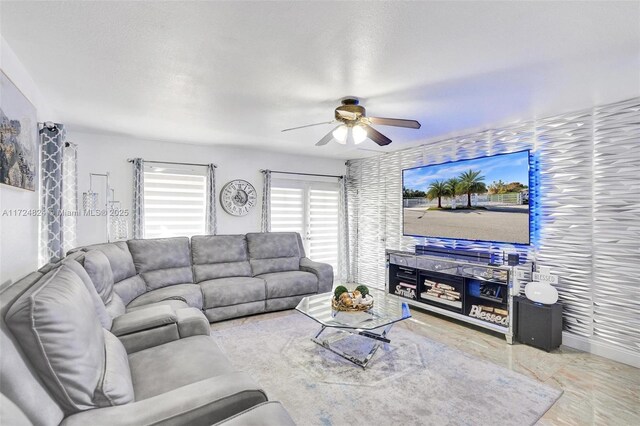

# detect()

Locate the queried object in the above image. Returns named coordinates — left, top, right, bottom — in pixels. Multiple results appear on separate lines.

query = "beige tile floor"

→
left=211, top=308, right=640, bottom=426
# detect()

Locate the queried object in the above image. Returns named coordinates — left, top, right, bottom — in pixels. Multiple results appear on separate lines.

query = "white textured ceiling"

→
left=1, top=1, right=638, bottom=159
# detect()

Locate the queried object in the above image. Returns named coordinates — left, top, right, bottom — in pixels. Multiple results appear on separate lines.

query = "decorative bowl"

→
left=332, top=292, right=374, bottom=312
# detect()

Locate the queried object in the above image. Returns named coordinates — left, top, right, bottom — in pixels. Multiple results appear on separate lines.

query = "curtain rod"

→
left=261, top=170, right=342, bottom=179
left=127, top=159, right=217, bottom=168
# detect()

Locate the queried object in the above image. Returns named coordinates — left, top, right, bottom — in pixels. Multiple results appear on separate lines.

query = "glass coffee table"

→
left=295, top=288, right=411, bottom=369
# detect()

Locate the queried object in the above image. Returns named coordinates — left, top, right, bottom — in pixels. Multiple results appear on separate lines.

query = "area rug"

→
left=210, top=314, right=562, bottom=426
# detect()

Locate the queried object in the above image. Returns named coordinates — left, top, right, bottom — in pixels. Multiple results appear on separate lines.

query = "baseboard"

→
left=562, top=332, right=640, bottom=368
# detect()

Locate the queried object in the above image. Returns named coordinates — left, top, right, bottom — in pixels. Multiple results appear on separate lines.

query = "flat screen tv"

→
left=402, top=150, right=530, bottom=244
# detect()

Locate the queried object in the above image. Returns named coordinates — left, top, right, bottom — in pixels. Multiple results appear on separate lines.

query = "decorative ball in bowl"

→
left=332, top=285, right=374, bottom=312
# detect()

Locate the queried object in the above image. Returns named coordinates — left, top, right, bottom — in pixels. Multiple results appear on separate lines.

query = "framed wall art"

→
left=0, top=70, right=38, bottom=191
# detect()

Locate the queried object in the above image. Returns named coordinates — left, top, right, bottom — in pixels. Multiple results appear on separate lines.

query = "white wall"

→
left=73, top=131, right=345, bottom=245
left=0, top=37, right=58, bottom=287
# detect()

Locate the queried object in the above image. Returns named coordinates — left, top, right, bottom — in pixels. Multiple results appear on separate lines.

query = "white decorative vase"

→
left=525, top=281, right=558, bottom=304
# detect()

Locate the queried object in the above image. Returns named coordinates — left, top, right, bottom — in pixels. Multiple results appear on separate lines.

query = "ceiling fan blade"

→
left=336, top=110, right=358, bottom=120
left=281, top=121, right=334, bottom=132
left=369, top=117, right=421, bottom=129
left=363, top=124, right=392, bottom=146
left=316, top=126, right=341, bottom=146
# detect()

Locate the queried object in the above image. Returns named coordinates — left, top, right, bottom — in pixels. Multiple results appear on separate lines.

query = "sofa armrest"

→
left=299, top=257, right=333, bottom=294
left=61, top=372, right=268, bottom=426
left=111, top=305, right=177, bottom=336
left=119, top=324, right=180, bottom=354
left=176, top=307, right=211, bottom=337
left=214, top=401, right=296, bottom=426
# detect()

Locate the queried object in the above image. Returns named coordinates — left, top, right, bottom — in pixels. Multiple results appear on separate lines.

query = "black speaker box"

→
left=514, top=296, right=563, bottom=352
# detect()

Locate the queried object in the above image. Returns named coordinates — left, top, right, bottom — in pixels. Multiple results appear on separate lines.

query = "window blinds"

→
left=270, top=181, right=339, bottom=273
left=143, top=167, right=207, bottom=238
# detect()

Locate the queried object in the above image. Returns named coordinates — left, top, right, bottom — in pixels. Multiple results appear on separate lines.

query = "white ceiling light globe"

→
left=352, top=125, right=367, bottom=144
left=332, top=125, right=348, bottom=144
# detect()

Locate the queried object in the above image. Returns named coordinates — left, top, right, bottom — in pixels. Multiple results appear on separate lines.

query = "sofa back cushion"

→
left=191, top=235, right=252, bottom=282
left=5, top=265, right=106, bottom=413
left=0, top=272, right=65, bottom=426
left=63, top=258, right=113, bottom=330
left=105, top=293, right=127, bottom=319
left=83, top=250, right=115, bottom=304
left=81, top=242, right=137, bottom=283
left=5, top=264, right=134, bottom=414
left=79, top=242, right=146, bottom=305
left=246, top=232, right=304, bottom=276
left=128, top=237, right=194, bottom=290
left=96, top=330, right=134, bottom=406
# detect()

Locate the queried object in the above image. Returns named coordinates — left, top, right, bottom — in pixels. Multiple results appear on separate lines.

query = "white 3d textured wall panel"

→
left=347, top=97, right=640, bottom=354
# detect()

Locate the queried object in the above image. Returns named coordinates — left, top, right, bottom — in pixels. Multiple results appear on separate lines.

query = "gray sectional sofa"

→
left=74, top=232, right=333, bottom=322
left=0, top=232, right=329, bottom=425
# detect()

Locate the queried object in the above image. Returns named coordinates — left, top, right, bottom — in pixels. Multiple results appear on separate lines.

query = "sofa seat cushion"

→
left=128, top=336, right=234, bottom=400
left=258, top=271, right=318, bottom=299
left=127, top=284, right=203, bottom=309
left=200, top=277, right=266, bottom=309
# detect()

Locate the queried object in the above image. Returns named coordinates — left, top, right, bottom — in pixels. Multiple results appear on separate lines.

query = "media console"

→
left=386, top=249, right=530, bottom=343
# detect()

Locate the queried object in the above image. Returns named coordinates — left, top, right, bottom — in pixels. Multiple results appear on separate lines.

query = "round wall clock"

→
left=220, top=179, right=257, bottom=216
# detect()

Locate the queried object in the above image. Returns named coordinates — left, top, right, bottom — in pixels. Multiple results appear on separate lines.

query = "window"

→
left=143, top=165, right=207, bottom=238
left=271, top=179, right=340, bottom=272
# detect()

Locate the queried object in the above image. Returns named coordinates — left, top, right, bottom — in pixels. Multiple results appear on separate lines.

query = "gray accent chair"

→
left=0, top=263, right=270, bottom=425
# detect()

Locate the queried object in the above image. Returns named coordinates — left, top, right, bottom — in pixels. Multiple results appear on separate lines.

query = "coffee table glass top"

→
left=295, top=287, right=411, bottom=330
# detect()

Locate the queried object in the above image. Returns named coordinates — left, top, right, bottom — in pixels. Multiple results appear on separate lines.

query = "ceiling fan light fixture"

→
left=332, top=125, right=348, bottom=143
left=352, top=124, right=367, bottom=144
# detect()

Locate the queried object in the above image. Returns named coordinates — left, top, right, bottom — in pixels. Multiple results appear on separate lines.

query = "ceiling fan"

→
left=281, top=97, right=421, bottom=146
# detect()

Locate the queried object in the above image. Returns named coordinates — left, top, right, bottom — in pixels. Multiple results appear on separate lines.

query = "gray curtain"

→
left=62, top=142, right=78, bottom=254
left=40, top=124, right=76, bottom=264
left=338, top=176, right=352, bottom=282
left=261, top=169, right=271, bottom=232
left=132, top=158, right=145, bottom=239
left=206, top=164, right=217, bottom=235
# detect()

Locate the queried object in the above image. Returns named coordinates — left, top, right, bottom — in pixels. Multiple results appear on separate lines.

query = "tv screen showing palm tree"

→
left=402, top=150, right=530, bottom=244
